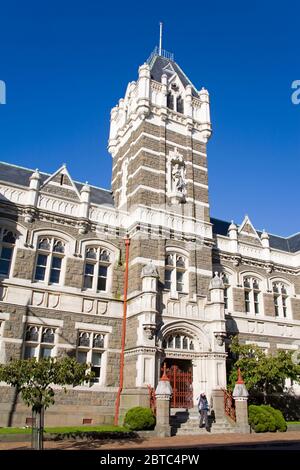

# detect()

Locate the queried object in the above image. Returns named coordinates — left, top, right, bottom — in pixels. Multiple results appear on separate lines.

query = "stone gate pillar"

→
left=232, top=369, right=250, bottom=434
left=155, top=364, right=173, bottom=437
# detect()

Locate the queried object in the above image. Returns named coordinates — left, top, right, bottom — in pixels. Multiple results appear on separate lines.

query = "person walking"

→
left=197, top=391, right=210, bottom=431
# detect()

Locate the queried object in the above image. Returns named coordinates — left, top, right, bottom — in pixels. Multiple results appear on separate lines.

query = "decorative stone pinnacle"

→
left=141, top=260, right=159, bottom=278
left=209, top=271, right=224, bottom=289
left=160, top=363, right=169, bottom=382
left=236, top=368, right=244, bottom=384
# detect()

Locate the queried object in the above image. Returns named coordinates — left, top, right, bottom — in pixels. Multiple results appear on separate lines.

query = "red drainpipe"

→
left=114, top=237, right=130, bottom=425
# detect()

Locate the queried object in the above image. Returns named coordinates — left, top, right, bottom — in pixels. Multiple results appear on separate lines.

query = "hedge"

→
left=248, top=405, right=287, bottom=433
left=123, top=407, right=156, bottom=431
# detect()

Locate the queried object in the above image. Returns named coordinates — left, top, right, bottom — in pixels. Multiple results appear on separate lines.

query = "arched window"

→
left=24, top=325, right=56, bottom=359
left=243, top=276, right=261, bottom=314
left=83, top=247, right=111, bottom=292
left=34, top=237, right=65, bottom=284
left=167, top=83, right=184, bottom=114
left=222, top=273, right=231, bottom=310
left=167, top=92, right=174, bottom=110
left=0, top=228, right=16, bottom=277
left=165, top=253, right=187, bottom=292
left=77, top=330, right=106, bottom=384
left=273, top=282, right=289, bottom=318
left=163, top=333, right=194, bottom=351
left=176, top=95, right=184, bottom=114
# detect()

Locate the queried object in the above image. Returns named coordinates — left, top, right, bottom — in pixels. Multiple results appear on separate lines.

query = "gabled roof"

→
left=0, top=162, right=114, bottom=207
left=148, top=54, right=199, bottom=97
left=210, top=217, right=300, bottom=254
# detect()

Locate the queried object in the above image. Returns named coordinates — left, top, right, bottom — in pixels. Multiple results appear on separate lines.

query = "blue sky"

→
left=0, top=0, right=299, bottom=236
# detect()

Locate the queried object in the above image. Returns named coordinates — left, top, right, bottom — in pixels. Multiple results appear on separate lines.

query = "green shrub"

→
left=123, top=407, right=156, bottom=431
left=260, top=405, right=287, bottom=432
left=248, top=405, right=276, bottom=433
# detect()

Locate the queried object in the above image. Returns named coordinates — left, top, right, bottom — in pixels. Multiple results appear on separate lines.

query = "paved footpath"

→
left=0, top=431, right=300, bottom=450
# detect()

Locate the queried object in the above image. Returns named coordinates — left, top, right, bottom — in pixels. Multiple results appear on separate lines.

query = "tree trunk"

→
left=31, top=405, right=44, bottom=450
left=263, top=382, right=268, bottom=405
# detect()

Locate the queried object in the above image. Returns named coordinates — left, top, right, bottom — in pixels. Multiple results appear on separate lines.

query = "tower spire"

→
left=159, top=22, right=163, bottom=56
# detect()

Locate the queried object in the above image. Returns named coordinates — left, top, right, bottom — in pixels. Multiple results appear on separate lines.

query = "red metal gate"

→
left=166, top=364, right=193, bottom=408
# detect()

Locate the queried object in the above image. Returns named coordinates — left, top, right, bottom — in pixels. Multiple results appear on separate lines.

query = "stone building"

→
left=0, top=47, right=299, bottom=427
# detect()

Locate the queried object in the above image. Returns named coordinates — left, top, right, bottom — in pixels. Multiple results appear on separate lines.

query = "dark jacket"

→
left=198, top=395, right=209, bottom=411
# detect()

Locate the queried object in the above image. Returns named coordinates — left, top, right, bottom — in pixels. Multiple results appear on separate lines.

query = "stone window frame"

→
left=33, top=236, right=66, bottom=286
left=31, top=229, right=75, bottom=288
left=167, top=80, right=184, bottom=114
left=82, top=246, right=111, bottom=293
left=23, top=324, right=57, bottom=360
left=220, top=270, right=234, bottom=311
left=242, top=274, right=264, bottom=316
left=271, top=279, right=292, bottom=320
left=0, top=227, right=17, bottom=279
left=164, top=248, right=188, bottom=294
left=79, top=239, right=118, bottom=295
left=76, top=330, right=108, bottom=387
left=0, top=218, right=26, bottom=280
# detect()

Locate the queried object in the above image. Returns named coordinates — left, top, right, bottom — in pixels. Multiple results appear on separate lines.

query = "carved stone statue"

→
left=171, top=162, right=186, bottom=194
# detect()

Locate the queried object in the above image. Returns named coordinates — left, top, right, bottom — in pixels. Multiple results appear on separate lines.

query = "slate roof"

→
left=210, top=217, right=300, bottom=253
left=0, top=162, right=114, bottom=207
left=149, top=54, right=199, bottom=97
left=0, top=162, right=298, bottom=253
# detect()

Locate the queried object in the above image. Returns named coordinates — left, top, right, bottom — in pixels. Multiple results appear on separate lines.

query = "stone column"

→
left=211, top=388, right=225, bottom=421
left=232, top=369, right=250, bottom=434
left=155, top=365, right=173, bottom=437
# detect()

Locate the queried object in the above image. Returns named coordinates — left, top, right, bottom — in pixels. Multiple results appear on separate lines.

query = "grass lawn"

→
left=287, top=421, right=300, bottom=425
left=0, top=425, right=127, bottom=435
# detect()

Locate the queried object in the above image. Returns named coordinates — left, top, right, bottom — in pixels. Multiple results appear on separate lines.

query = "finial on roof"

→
left=229, top=220, right=237, bottom=231
left=261, top=229, right=269, bottom=240
left=30, top=168, right=41, bottom=181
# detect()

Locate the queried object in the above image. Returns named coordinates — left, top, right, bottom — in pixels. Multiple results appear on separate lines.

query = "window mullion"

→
left=46, top=252, right=52, bottom=284
left=94, top=262, right=99, bottom=291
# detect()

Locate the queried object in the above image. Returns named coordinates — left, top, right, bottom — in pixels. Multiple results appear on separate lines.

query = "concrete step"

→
left=171, top=409, right=237, bottom=436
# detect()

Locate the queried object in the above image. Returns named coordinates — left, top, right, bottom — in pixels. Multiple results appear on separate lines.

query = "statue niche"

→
left=167, top=148, right=187, bottom=204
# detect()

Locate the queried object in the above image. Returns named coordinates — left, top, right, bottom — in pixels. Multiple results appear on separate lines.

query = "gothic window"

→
left=77, top=331, right=106, bottom=385
left=243, top=276, right=261, bottom=315
left=83, top=247, right=111, bottom=292
left=0, top=228, right=16, bottom=277
left=167, top=92, right=174, bottom=110
left=164, top=333, right=194, bottom=351
left=34, top=237, right=65, bottom=284
left=167, top=84, right=184, bottom=114
left=176, top=96, right=184, bottom=114
left=165, top=253, right=187, bottom=293
left=273, top=282, right=289, bottom=318
left=24, top=325, right=56, bottom=359
left=221, top=273, right=231, bottom=310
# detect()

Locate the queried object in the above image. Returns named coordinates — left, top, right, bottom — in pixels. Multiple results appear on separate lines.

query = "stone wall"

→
left=263, top=293, right=275, bottom=317
left=13, top=249, right=36, bottom=280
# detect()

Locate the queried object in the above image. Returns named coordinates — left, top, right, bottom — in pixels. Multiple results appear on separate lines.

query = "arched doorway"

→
left=161, top=332, right=195, bottom=408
